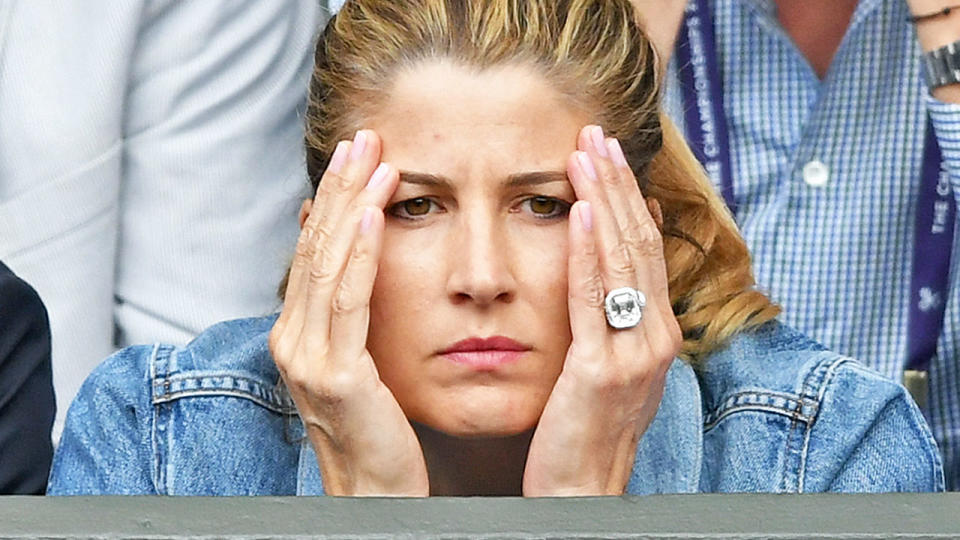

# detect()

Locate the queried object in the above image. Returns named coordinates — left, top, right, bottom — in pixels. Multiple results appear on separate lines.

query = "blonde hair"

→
left=302, top=0, right=779, bottom=361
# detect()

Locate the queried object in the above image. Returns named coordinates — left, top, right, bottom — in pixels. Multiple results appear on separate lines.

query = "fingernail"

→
left=577, top=151, right=598, bottom=182
left=360, top=207, right=375, bottom=233
left=608, top=138, right=629, bottom=169
left=350, top=130, right=368, bottom=161
left=366, top=163, right=390, bottom=190
left=591, top=126, right=609, bottom=157
left=580, top=202, right=593, bottom=231
left=327, top=141, right=350, bottom=174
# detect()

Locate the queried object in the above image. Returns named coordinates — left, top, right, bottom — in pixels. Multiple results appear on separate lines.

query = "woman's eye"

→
left=389, top=197, right=438, bottom=220
left=522, top=196, right=570, bottom=219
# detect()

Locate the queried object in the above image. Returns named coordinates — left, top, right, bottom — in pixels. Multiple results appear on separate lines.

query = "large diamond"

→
left=604, top=287, right=645, bottom=329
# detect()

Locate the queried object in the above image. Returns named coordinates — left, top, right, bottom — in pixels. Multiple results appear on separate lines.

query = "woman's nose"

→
left=445, top=217, right=516, bottom=306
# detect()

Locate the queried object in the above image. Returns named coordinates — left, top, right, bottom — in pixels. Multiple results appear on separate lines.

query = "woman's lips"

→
left=439, top=336, right=531, bottom=370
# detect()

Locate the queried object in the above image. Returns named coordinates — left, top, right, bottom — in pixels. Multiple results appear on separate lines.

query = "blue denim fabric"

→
left=47, top=316, right=944, bottom=495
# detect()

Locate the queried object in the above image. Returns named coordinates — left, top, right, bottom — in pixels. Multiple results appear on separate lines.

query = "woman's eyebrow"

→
left=398, top=171, right=450, bottom=187
left=397, top=170, right=568, bottom=187
left=505, top=171, right=568, bottom=187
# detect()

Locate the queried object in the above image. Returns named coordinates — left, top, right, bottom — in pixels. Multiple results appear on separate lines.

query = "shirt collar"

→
left=297, top=359, right=704, bottom=496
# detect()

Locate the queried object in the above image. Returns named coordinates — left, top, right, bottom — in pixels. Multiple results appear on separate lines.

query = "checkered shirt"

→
left=664, top=0, right=960, bottom=489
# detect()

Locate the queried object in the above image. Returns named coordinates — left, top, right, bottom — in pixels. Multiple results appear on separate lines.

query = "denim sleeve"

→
left=802, top=361, right=944, bottom=492
left=46, top=346, right=158, bottom=495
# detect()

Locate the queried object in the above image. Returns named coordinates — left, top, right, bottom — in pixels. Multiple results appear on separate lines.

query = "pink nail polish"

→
left=580, top=202, right=593, bottom=231
left=350, top=130, right=368, bottom=161
left=327, top=141, right=350, bottom=174
left=366, top=163, right=390, bottom=190
left=577, top=152, right=598, bottom=182
left=591, top=126, right=609, bottom=157
left=360, top=207, right=374, bottom=233
left=608, top=138, right=629, bottom=169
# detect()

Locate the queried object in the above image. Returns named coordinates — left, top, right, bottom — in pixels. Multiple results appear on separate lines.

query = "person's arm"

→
left=909, top=0, right=960, bottom=102
left=0, top=262, right=55, bottom=495
left=114, top=0, right=325, bottom=347
left=801, top=361, right=944, bottom=492
left=629, top=0, right=687, bottom=69
left=46, top=345, right=158, bottom=495
left=912, top=0, right=960, bottom=178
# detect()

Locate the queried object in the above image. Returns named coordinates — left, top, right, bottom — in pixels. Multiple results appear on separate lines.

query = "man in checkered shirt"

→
left=633, top=0, right=960, bottom=489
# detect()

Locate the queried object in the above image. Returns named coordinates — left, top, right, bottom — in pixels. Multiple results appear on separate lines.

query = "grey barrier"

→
left=1, top=494, right=959, bottom=539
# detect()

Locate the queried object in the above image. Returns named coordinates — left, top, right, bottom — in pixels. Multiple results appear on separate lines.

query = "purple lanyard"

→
left=674, top=0, right=954, bottom=374
left=674, top=0, right=737, bottom=216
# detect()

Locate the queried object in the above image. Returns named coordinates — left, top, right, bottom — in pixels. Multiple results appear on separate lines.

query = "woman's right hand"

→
left=269, top=130, right=430, bottom=496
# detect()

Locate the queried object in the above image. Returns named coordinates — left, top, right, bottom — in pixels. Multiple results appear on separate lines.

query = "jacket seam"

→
left=792, top=353, right=848, bottom=493
left=153, top=388, right=299, bottom=415
left=151, top=373, right=296, bottom=414
left=149, top=343, right=173, bottom=495
left=702, top=390, right=818, bottom=431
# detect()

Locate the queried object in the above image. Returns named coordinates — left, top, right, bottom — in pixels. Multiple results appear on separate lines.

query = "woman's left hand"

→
left=522, top=125, right=683, bottom=496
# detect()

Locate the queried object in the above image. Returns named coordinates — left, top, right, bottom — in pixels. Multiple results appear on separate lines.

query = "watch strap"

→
left=923, top=40, right=960, bottom=89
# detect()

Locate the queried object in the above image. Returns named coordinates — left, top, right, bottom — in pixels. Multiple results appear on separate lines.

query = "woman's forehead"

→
left=365, top=61, right=590, bottom=183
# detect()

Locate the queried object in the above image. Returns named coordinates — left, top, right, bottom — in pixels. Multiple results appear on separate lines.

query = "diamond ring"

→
left=604, top=287, right=646, bottom=329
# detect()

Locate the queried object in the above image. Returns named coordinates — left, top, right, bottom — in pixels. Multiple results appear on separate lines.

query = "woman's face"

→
left=365, top=60, right=590, bottom=438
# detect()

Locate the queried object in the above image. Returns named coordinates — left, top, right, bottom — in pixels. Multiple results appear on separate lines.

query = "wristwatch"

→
left=922, top=39, right=960, bottom=88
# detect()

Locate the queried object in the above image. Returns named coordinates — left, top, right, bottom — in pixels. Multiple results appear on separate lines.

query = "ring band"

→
left=604, top=287, right=646, bottom=329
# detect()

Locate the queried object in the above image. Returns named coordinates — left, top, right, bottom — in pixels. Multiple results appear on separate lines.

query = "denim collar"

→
left=297, top=359, right=702, bottom=495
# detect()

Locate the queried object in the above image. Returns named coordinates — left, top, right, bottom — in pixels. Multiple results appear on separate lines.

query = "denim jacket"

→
left=47, top=315, right=945, bottom=494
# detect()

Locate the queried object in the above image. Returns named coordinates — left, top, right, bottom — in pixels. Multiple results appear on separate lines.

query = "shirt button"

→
left=803, top=160, right=830, bottom=187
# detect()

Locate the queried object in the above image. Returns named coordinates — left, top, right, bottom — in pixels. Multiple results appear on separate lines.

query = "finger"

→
left=301, top=205, right=373, bottom=355
left=566, top=149, right=636, bottom=292
left=311, top=130, right=383, bottom=243
left=603, top=139, right=678, bottom=362
left=312, top=162, right=397, bottom=316
left=579, top=128, right=669, bottom=323
left=581, top=128, right=663, bottom=298
left=278, top=140, right=351, bottom=329
left=566, top=201, right=608, bottom=352
left=278, top=137, right=355, bottom=342
left=351, top=162, right=402, bottom=215
left=282, top=138, right=396, bottom=346
left=328, top=207, right=385, bottom=364
left=568, top=133, right=665, bottom=358
left=578, top=126, right=636, bottom=235
left=299, top=139, right=351, bottom=237
left=605, top=137, right=673, bottom=322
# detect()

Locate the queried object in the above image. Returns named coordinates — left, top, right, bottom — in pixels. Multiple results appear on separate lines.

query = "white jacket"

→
left=0, top=0, right=327, bottom=439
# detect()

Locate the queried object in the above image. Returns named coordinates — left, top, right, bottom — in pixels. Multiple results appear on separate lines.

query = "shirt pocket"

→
left=0, top=141, right=122, bottom=258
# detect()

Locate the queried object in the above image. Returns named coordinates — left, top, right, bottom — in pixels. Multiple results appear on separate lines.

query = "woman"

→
left=48, top=0, right=943, bottom=495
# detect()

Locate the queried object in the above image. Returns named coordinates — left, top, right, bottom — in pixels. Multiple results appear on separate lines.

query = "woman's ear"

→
left=298, top=199, right=314, bottom=229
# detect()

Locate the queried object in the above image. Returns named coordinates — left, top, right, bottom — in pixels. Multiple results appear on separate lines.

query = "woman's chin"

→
left=407, top=402, right=544, bottom=439
left=428, top=418, right=537, bottom=439
left=394, top=381, right=553, bottom=439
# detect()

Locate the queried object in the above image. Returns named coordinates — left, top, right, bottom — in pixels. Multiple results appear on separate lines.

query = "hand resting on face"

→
left=269, top=130, right=430, bottom=497
left=270, top=124, right=681, bottom=497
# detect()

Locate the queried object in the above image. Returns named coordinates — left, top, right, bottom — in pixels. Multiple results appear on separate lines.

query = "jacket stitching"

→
left=150, top=344, right=173, bottom=495
left=154, top=388, right=298, bottom=415
left=792, top=354, right=848, bottom=493
left=702, top=390, right=818, bottom=431
left=152, top=374, right=297, bottom=414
